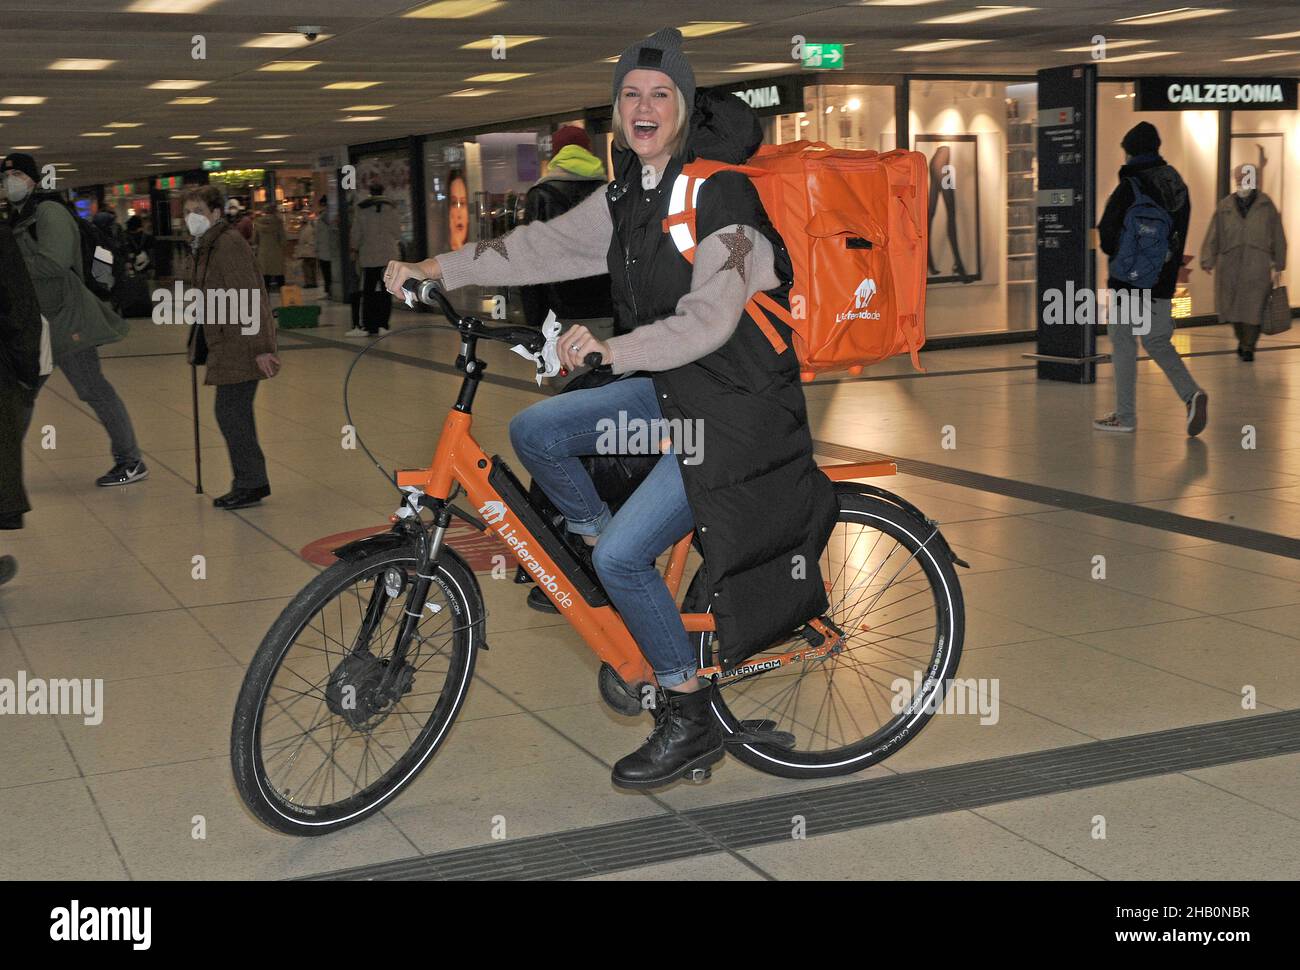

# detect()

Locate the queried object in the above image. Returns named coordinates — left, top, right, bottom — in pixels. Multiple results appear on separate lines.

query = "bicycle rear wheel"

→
left=697, top=489, right=964, bottom=778
left=231, top=545, right=482, bottom=835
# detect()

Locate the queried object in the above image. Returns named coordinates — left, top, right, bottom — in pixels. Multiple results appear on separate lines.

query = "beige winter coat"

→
left=252, top=212, right=286, bottom=276
left=1200, top=192, right=1287, bottom=327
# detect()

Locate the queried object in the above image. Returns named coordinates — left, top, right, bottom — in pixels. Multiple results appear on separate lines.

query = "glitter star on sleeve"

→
left=473, top=237, right=509, bottom=261
left=717, top=226, right=752, bottom=281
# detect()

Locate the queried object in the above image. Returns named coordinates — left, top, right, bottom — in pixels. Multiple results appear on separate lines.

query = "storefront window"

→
left=803, top=84, right=896, bottom=150
left=909, top=78, right=1038, bottom=336
left=354, top=150, right=415, bottom=258
left=1097, top=81, right=1219, bottom=318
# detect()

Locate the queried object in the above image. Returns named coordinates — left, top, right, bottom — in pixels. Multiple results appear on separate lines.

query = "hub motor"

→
left=325, top=652, right=416, bottom=730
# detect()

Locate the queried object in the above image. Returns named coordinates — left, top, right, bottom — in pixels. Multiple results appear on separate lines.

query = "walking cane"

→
left=190, top=362, right=203, bottom=494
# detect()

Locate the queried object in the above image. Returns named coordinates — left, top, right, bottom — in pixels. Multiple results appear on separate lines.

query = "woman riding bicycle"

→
left=385, top=27, right=839, bottom=789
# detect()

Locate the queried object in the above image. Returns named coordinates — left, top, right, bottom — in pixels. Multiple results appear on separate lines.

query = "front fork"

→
left=351, top=491, right=452, bottom=699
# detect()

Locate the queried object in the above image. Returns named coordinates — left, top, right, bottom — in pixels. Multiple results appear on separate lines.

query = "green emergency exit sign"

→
left=802, top=43, right=844, bottom=70
left=202, top=159, right=223, bottom=171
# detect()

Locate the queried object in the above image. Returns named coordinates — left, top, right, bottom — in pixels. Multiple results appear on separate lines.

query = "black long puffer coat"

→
left=605, top=91, right=839, bottom=666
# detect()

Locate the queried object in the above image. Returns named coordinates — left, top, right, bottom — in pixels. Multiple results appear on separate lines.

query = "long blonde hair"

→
left=610, top=85, right=690, bottom=159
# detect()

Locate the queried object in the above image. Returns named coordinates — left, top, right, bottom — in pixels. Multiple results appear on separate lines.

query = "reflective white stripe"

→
left=666, top=174, right=705, bottom=255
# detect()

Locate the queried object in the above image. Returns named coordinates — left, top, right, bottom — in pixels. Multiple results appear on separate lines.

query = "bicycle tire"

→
left=231, top=546, right=483, bottom=836
left=696, top=490, right=964, bottom=779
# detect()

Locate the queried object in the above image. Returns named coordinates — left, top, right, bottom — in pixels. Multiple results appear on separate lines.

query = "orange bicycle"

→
left=231, top=280, right=966, bottom=835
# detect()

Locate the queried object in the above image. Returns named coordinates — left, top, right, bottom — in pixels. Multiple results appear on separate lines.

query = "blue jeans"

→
left=509, top=377, right=699, bottom=688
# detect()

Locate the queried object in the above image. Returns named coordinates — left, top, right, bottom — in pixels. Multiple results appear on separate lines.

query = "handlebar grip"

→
left=584, top=351, right=607, bottom=370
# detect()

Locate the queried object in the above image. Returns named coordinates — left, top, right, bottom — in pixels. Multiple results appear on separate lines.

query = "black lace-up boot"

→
left=611, top=683, right=724, bottom=789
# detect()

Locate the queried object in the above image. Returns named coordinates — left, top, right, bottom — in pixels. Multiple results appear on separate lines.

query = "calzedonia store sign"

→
left=1136, top=77, right=1298, bottom=111
left=715, top=76, right=802, bottom=118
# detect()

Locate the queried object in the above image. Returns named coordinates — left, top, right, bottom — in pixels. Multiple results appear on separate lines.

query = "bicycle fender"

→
left=832, top=481, right=970, bottom=569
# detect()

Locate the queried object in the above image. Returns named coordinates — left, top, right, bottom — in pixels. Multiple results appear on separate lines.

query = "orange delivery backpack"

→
left=662, top=141, right=929, bottom=380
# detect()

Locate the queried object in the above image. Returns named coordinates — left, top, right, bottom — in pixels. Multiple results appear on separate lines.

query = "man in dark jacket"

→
left=1094, top=122, right=1207, bottom=436
left=0, top=220, right=48, bottom=586
left=520, top=126, right=614, bottom=332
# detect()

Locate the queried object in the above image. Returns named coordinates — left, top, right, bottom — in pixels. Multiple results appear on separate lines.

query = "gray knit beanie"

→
left=611, top=27, right=695, bottom=108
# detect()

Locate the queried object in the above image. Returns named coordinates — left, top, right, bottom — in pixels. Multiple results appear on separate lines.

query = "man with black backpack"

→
left=3, top=152, right=146, bottom=486
left=1095, top=122, right=1207, bottom=437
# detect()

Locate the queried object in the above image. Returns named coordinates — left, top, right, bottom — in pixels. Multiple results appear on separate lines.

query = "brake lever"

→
left=510, top=309, right=563, bottom=386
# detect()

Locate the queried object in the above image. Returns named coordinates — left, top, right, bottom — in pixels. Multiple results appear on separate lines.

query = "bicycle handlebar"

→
left=401, top=277, right=545, bottom=351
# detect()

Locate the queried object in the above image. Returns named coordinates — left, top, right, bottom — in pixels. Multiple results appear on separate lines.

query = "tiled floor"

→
left=4, top=288, right=1299, bottom=880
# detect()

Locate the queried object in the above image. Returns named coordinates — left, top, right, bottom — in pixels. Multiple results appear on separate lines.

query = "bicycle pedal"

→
left=727, top=719, right=797, bottom=749
left=687, top=768, right=711, bottom=784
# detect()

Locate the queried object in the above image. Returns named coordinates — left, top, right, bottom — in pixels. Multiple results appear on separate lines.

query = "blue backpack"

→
left=1111, top=177, right=1173, bottom=289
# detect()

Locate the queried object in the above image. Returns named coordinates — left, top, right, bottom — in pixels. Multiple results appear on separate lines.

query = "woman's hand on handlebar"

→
left=384, top=259, right=438, bottom=300
left=558, top=325, right=611, bottom=372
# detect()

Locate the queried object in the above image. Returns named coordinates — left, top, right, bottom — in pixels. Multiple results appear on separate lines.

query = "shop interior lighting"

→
left=847, top=97, right=862, bottom=110
left=404, top=0, right=507, bottom=17
left=1223, top=50, right=1299, bottom=62
left=1058, top=39, right=1152, bottom=52
left=1113, top=8, right=1228, bottom=26
left=1099, top=50, right=1180, bottom=63
left=465, top=72, right=532, bottom=82
left=49, top=59, right=116, bottom=70
left=148, top=80, right=207, bottom=90
left=923, top=6, right=1036, bottom=25
left=243, top=33, right=333, bottom=48
left=895, top=39, right=995, bottom=52
left=169, top=96, right=215, bottom=104
left=258, top=61, right=321, bottom=72
left=322, top=81, right=381, bottom=90
left=126, top=1, right=216, bottom=12
left=460, top=35, right=545, bottom=50
left=678, top=22, right=748, bottom=38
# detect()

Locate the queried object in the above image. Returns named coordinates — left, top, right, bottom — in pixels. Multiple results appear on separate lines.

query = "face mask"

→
left=4, top=175, right=31, bottom=203
left=186, top=212, right=212, bottom=237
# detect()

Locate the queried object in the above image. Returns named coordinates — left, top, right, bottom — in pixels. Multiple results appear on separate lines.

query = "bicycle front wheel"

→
left=697, top=489, right=964, bottom=779
left=231, top=545, right=482, bottom=836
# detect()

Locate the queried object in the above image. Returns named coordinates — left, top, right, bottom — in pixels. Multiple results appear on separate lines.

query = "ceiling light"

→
left=1, top=96, right=46, bottom=104
left=10, top=145, right=42, bottom=150
left=1224, top=50, right=1299, bottom=62
left=343, top=104, right=393, bottom=111
left=196, top=140, right=227, bottom=145
left=465, top=72, right=532, bottom=82
left=148, top=80, right=207, bottom=90
left=81, top=131, right=113, bottom=137
left=1058, top=39, right=1153, bottom=52
left=679, top=22, right=748, bottom=38
left=264, top=159, right=287, bottom=164
left=0, top=110, right=19, bottom=117
left=404, top=1, right=507, bottom=17
left=127, top=1, right=216, bottom=11
left=720, top=62, right=795, bottom=73
left=341, top=115, right=385, bottom=121
left=114, top=144, right=143, bottom=149
left=106, top=121, right=143, bottom=127
left=322, top=81, right=381, bottom=89
left=1256, top=30, right=1300, bottom=40
left=254, top=149, right=277, bottom=153
left=895, top=39, right=995, bottom=52
left=170, top=134, right=200, bottom=139
left=1100, top=50, right=1181, bottom=63
left=153, top=152, right=180, bottom=156
left=1114, top=7, right=1228, bottom=26
left=847, top=97, right=861, bottom=110
left=242, top=32, right=333, bottom=48
left=49, top=58, right=116, bottom=70
left=861, top=1, right=946, bottom=5
left=256, top=134, right=290, bottom=139
left=460, top=35, right=545, bottom=50
left=213, top=127, right=251, bottom=132
left=145, top=163, right=166, bottom=167
left=923, top=6, right=1036, bottom=25
left=258, top=61, right=321, bottom=72
left=169, top=96, right=216, bottom=104
left=445, top=88, right=498, bottom=97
